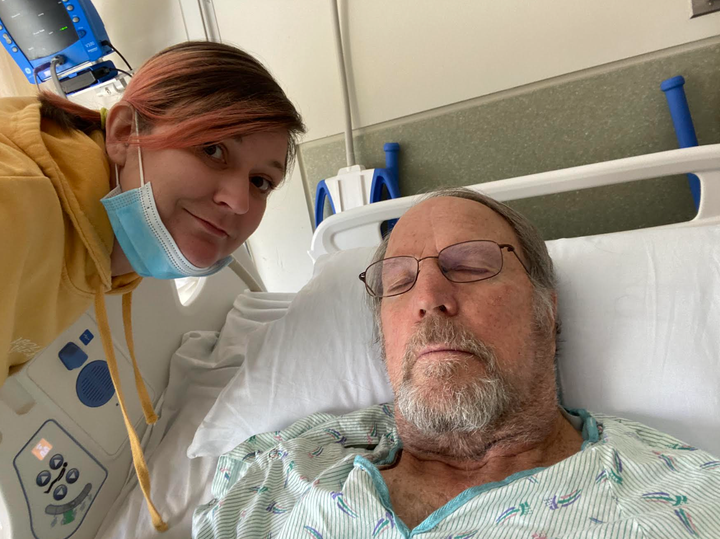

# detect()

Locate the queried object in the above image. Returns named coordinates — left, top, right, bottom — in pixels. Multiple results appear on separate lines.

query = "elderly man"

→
left=193, top=189, right=720, bottom=539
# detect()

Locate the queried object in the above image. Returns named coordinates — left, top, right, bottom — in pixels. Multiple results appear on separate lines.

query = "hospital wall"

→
left=214, top=0, right=720, bottom=292
left=303, top=38, right=720, bottom=240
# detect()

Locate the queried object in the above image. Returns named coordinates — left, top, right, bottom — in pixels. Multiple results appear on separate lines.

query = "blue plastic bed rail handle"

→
left=313, top=143, right=401, bottom=227
left=314, top=179, right=336, bottom=228
left=370, top=143, right=401, bottom=203
left=383, top=142, right=400, bottom=179
left=661, top=75, right=700, bottom=209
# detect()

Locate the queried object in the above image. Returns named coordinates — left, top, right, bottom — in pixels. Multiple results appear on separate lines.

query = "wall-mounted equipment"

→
left=690, top=0, right=720, bottom=18
left=661, top=75, right=701, bottom=210
left=313, top=0, right=402, bottom=229
left=0, top=0, right=128, bottom=96
left=315, top=143, right=401, bottom=228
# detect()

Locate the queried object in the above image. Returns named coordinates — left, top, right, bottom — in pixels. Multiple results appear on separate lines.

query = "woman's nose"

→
left=411, top=260, right=459, bottom=319
left=214, top=175, right=250, bottom=214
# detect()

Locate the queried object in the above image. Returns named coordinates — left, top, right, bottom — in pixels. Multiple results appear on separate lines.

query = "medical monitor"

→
left=0, top=0, right=113, bottom=84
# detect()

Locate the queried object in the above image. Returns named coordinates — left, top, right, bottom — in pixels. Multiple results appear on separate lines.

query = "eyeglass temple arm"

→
left=501, top=244, right=531, bottom=276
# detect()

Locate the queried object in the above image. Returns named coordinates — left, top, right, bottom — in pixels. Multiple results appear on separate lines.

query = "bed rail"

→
left=309, top=144, right=720, bottom=261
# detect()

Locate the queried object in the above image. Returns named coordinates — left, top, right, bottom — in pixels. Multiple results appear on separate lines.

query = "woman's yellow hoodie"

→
left=0, top=96, right=167, bottom=531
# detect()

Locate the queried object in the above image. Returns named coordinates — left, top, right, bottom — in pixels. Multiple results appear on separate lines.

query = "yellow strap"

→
left=122, top=293, right=158, bottom=425
left=94, top=290, right=168, bottom=532
left=100, top=107, right=108, bottom=130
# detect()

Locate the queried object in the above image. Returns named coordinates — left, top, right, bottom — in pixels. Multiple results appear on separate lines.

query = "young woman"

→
left=0, top=40, right=305, bottom=530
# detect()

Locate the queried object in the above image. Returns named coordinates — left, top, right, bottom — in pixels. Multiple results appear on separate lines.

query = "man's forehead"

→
left=387, top=196, right=517, bottom=255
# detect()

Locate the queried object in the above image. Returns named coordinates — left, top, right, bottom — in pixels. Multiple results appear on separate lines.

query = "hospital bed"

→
left=1, top=144, right=719, bottom=539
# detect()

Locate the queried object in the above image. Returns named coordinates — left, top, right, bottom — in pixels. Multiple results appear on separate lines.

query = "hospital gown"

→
left=193, top=404, right=720, bottom=538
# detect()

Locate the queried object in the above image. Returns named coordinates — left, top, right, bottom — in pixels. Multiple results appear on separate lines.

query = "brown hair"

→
left=39, top=41, right=305, bottom=163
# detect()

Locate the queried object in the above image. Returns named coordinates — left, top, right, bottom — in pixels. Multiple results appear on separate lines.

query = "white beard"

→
left=393, top=317, right=516, bottom=436
left=396, top=354, right=514, bottom=435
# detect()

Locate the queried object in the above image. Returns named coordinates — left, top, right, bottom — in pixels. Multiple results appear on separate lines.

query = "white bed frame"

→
left=0, top=144, right=717, bottom=539
left=310, top=144, right=720, bottom=261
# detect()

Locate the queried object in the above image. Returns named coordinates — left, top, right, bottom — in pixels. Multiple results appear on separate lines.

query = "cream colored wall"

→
left=215, top=0, right=720, bottom=140
left=92, top=0, right=187, bottom=70
left=213, top=0, right=720, bottom=292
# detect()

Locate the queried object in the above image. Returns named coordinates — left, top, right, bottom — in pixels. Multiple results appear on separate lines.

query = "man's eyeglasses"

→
left=359, top=240, right=530, bottom=298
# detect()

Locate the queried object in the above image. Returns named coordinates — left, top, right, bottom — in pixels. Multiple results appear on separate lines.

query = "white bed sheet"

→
left=95, top=291, right=294, bottom=539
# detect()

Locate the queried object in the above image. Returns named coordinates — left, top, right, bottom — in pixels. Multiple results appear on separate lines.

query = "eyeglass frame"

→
left=358, top=239, right=531, bottom=298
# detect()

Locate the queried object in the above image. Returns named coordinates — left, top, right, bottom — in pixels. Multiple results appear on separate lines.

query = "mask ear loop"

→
left=134, top=110, right=146, bottom=187
left=111, top=110, right=143, bottom=192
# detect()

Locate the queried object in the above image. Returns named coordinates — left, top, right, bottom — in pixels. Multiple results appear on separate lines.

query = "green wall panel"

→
left=299, top=38, right=720, bottom=240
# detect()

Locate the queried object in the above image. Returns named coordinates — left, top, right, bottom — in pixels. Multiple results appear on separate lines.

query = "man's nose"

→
left=214, top=174, right=251, bottom=214
left=411, top=259, right=459, bottom=319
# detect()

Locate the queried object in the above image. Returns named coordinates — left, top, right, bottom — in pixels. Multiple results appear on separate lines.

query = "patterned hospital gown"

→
left=192, top=404, right=720, bottom=538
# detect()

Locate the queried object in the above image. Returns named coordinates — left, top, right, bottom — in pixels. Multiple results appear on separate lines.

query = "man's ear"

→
left=551, top=290, right=561, bottom=335
left=105, top=102, right=135, bottom=167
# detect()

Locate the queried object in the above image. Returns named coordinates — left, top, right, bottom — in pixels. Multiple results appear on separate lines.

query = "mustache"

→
left=403, top=316, right=497, bottom=373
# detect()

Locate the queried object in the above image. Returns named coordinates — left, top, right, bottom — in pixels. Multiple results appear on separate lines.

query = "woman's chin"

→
left=182, top=248, right=225, bottom=269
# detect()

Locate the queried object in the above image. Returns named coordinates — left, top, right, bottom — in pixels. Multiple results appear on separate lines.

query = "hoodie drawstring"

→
left=94, top=289, right=168, bottom=532
left=121, top=292, right=158, bottom=424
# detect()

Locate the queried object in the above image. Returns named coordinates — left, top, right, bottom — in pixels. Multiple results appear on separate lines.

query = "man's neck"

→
left=380, top=409, right=584, bottom=530
left=394, top=408, right=583, bottom=482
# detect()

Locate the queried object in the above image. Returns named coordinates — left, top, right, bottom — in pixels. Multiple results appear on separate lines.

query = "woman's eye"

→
left=202, top=144, right=225, bottom=162
left=251, top=176, right=274, bottom=193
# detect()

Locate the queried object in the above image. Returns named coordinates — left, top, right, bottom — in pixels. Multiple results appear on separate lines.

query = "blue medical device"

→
left=0, top=0, right=115, bottom=88
left=315, top=142, right=401, bottom=227
left=661, top=75, right=701, bottom=210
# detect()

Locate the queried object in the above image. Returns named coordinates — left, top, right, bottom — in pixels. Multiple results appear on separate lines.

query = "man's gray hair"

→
left=369, top=187, right=559, bottom=336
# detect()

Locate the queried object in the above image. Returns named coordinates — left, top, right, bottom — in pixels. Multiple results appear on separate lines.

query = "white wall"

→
left=214, top=0, right=720, bottom=292
left=214, top=0, right=720, bottom=138
left=245, top=165, right=314, bottom=292
left=93, top=0, right=188, bottom=74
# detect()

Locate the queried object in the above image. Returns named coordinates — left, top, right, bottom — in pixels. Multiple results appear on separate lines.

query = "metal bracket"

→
left=690, top=0, right=720, bottom=18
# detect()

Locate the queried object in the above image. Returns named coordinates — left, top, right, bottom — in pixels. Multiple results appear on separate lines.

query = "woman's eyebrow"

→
left=267, top=160, right=285, bottom=175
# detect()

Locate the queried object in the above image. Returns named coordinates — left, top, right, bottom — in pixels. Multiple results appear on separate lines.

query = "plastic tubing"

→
left=50, top=56, right=67, bottom=98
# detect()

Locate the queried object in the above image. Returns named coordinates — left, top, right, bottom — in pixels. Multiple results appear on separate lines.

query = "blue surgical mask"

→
left=101, top=114, right=232, bottom=279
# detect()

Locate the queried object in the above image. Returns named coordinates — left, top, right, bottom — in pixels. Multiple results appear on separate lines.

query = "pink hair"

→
left=40, top=41, right=305, bottom=159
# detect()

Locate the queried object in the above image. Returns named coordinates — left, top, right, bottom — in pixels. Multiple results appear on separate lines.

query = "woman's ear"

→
left=105, top=102, right=135, bottom=167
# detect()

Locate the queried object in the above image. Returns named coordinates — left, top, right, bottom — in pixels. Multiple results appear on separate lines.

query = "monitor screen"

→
left=0, top=0, right=79, bottom=61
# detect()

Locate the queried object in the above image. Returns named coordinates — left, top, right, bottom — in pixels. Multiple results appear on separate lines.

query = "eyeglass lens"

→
left=365, top=241, right=503, bottom=297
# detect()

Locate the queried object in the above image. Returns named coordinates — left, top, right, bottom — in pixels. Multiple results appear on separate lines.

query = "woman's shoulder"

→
left=0, top=95, right=39, bottom=115
left=0, top=98, right=46, bottom=179
left=0, top=96, right=41, bottom=137
left=0, top=96, right=44, bottom=168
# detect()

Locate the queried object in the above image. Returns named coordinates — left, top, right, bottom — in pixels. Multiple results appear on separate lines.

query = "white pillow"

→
left=189, top=224, right=720, bottom=458
left=188, top=246, right=385, bottom=458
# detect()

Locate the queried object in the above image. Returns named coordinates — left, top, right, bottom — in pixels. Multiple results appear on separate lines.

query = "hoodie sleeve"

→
left=0, top=155, right=91, bottom=384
